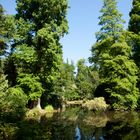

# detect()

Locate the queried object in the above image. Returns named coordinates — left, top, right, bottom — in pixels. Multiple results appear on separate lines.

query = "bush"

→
left=82, top=97, right=109, bottom=111
left=44, top=105, right=54, bottom=112
left=0, top=87, right=28, bottom=121
left=25, top=108, right=43, bottom=121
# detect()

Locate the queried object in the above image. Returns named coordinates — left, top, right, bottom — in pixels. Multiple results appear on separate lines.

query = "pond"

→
left=1, top=107, right=140, bottom=140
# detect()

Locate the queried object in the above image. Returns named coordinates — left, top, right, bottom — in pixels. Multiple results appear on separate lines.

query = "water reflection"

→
left=1, top=107, right=140, bottom=140
left=75, top=125, right=81, bottom=140
left=75, top=125, right=105, bottom=140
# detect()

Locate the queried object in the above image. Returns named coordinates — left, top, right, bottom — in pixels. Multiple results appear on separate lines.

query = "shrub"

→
left=0, top=87, right=28, bottom=121
left=44, top=105, right=54, bottom=112
left=26, top=108, right=41, bottom=118
left=82, top=97, right=109, bottom=111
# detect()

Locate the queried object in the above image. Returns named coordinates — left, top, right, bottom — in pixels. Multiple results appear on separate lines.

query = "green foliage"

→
left=90, top=0, right=125, bottom=68
left=90, top=0, right=139, bottom=110
left=0, top=5, right=15, bottom=56
left=76, top=59, right=99, bottom=99
left=11, top=0, right=69, bottom=106
left=0, top=73, right=8, bottom=94
left=129, top=0, right=140, bottom=34
left=128, top=0, right=140, bottom=93
left=35, top=23, right=63, bottom=85
left=54, top=60, right=78, bottom=100
left=17, top=74, right=44, bottom=100
left=13, top=17, right=33, bottom=45
left=0, top=87, right=28, bottom=120
left=101, top=38, right=139, bottom=110
left=128, top=0, right=140, bottom=108
left=44, top=105, right=54, bottom=112
left=13, top=44, right=37, bottom=64
left=0, top=5, right=28, bottom=120
left=95, top=0, right=124, bottom=42
left=128, top=0, right=140, bottom=68
left=10, top=44, right=37, bottom=78
left=1, top=0, right=140, bottom=113
left=0, top=5, right=8, bottom=56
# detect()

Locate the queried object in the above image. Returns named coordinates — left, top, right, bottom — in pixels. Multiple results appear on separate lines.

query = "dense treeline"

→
left=1, top=0, right=140, bottom=120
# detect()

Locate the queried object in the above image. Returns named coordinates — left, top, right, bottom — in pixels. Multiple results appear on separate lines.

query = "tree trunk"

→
left=36, top=98, right=42, bottom=110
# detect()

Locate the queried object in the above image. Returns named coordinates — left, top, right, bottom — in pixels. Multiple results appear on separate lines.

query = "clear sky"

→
left=1, top=0, right=132, bottom=64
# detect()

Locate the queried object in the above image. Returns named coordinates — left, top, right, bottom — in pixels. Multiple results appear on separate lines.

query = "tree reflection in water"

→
left=1, top=107, right=140, bottom=140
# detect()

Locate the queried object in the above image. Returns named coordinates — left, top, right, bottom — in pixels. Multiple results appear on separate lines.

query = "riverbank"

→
left=26, top=97, right=109, bottom=120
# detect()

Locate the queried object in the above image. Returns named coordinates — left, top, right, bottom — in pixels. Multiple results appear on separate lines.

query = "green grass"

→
left=44, top=105, right=54, bottom=112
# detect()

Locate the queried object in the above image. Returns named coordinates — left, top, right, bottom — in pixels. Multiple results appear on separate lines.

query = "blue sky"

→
left=1, top=0, right=132, bottom=64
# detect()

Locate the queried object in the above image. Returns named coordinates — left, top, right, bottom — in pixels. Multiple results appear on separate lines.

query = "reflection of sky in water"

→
left=75, top=125, right=105, bottom=140
left=75, top=126, right=81, bottom=140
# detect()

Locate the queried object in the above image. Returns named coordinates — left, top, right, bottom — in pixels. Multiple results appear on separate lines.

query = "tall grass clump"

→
left=82, top=97, right=109, bottom=111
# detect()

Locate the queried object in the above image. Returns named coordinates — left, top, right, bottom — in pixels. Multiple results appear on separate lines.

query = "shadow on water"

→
left=1, top=107, right=140, bottom=140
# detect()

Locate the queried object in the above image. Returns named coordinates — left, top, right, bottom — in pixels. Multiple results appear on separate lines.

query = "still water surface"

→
left=1, top=107, right=140, bottom=140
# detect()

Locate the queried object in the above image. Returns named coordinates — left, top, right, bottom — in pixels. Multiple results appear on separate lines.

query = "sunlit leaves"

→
left=96, top=0, right=124, bottom=41
left=17, top=74, right=44, bottom=100
left=12, top=0, right=68, bottom=105
left=90, top=0, right=139, bottom=110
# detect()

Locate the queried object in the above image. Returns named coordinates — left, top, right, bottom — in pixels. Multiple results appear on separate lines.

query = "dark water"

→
left=1, top=107, right=140, bottom=140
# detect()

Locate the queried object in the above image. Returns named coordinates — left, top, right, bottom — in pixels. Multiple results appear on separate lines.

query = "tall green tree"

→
left=54, top=60, right=78, bottom=101
left=0, top=4, right=14, bottom=91
left=128, top=0, right=140, bottom=67
left=0, top=4, right=7, bottom=56
left=11, top=0, right=69, bottom=108
left=128, top=0, right=140, bottom=71
left=95, top=0, right=124, bottom=42
left=129, top=0, right=140, bottom=34
left=0, top=3, right=17, bottom=87
left=76, top=59, right=99, bottom=99
left=0, top=4, right=15, bottom=56
left=90, top=0, right=139, bottom=110
left=0, top=4, right=6, bottom=85
left=0, top=5, right=27, bottom=120
left=128, top=0, right=140, bottom=108
left=89, top=0, right=124, bottom=68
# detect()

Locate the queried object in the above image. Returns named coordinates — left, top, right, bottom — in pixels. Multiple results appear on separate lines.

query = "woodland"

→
left=1, top=0, right=140, bottom=122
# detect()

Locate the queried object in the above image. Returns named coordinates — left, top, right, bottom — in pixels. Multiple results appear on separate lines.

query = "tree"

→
left=95, top=0, right=124, bottom=42
left=129, top=0, right=140, bottom=34
left=89, top=0, right=124, bottom=68
left=128, top=0, right=140, bottom=72
left=76, top=59, right=99, bottom=99
left=0, top=4, right=15, bottom=57
left=101, top=37, right=139, bottom=110
left=128, top=0, right=140, bottom=108
left=90, top=0, right=139, bottom=110
left=0, top=5, right=27, bottom=120
left=0, top=4, right=17, bottom=87
left=0, top=4, right=7, bottom=56
left=11, top=0, right=69, bottom=108
left=0, top=4, right=14, bottom=93
left=54, top=60, right=78, bottom=101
